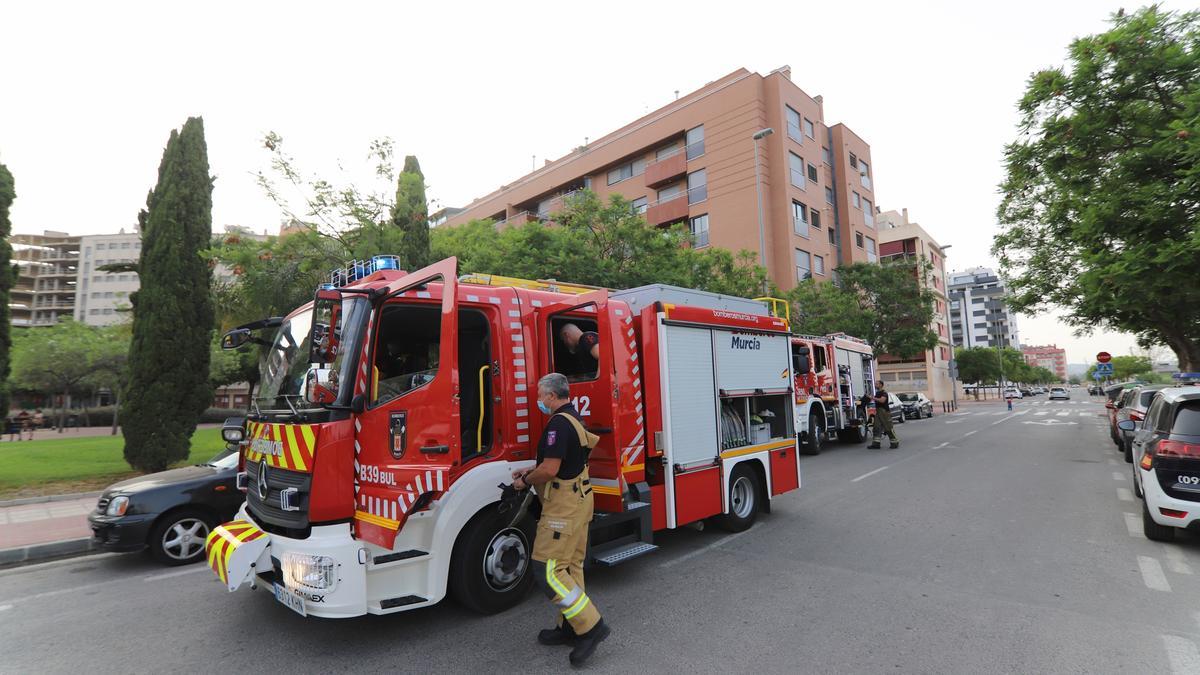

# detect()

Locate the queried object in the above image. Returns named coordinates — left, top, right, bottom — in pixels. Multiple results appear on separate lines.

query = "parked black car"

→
left=897, top=392, right=934, bottom=420
left=88, top=447, right=243, bottom=565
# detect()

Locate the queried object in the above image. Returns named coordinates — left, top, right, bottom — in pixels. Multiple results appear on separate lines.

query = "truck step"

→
left=372, top=549, right=428, bottom=566
left=591, top=541, right=659, bottom=567
left=380, top=594, right=427, bottom=610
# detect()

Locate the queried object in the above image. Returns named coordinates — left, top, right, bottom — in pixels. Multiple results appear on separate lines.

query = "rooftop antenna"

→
left=675, top=89, right=679, bottom=100
left=532, top=155, right=536, bottom=171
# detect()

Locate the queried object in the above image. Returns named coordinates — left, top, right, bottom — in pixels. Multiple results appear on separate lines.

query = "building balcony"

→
left=645, top=193, right=688, bottom=226
left=644, top=149, right=687, bottom=188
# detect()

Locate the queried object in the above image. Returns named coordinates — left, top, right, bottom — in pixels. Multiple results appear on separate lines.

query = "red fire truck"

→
left=205, top=256, right=802, bottom=618
left=790, top=333, right=877, bottom=454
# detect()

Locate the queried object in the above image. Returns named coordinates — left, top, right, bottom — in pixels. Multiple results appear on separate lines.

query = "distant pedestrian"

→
left=867, top=380, right=899, bottom=449
left=33, top=409, right=45, bottom=436
left=5, top=417, right=17, bottom=441
left=16, top=410, right=31, bottom=440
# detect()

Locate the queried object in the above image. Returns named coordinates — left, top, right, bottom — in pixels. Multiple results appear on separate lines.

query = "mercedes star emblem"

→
left=257, top=461, right=269, bottom=501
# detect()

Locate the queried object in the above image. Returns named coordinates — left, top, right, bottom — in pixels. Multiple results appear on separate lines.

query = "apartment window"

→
left=792, top=201, right=809, bottom=237
left=121, top=242, right=130, bottom=249
left=789, top=152, right=806, bottom=189
left=687, top=169, right=707, bottom=205
left=852, top=192, right=861, bottom=209
left=859, top=159, right=872, bottom=189
left=863, top=198, right=873, bottom=219
left=803, top=118, right=815, bottom=139
left=827, top=227, right=836, bottom=244
left=92, top=275, right=102, bottom=282
left=89, top=309, right=99, bottom=315
left=631, top=196, right=648, bottom=214
left=116, top=291, right=127, bottom=297
left=807, top=162, right=818, bottom=183
left=814, top=254, right=825, bottom=276
left=972, top=310, right=986, bottom=317
left=102, top=308, right=113, bottom=315
left=96, top=243, right=106, bottom=250
left=855, top=232, right=864, bottom=248
left=974, top=322, right=988, bottom=329
left=795, top=249, right=812, bottom=281
left=84, top=247, right=90, bottom=256
left=690, top=214, right=710, bottom=248
left=866, top=236, right=877, bottom=262
left=825, top=186, right=834, bottom=204
left=972, top=297, right=985, bottom=304
left=849, top=153, right=858, bottom=170
left=785, top=106, right=803, bottom=142
left=822, top=147, right=831, bottom=165
left=658, top=183, right=683, bottom=202
left=606, top=157, right=646, bottom=185
left=811, top=209, right=822, bottom=229
left=91, top=292, right=100, bottom=299
left=134, top=242, right=141, bottom=249
left=656, top=141, right=681, bottom=159
left=686, top=125, right=705, bottom=160
left=104, top=291, right=113, bottom=298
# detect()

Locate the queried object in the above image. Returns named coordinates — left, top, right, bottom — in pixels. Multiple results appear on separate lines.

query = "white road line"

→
left=992, top=411, right=1007, bottom=416
left=1125, top=512, right=1143, bottom=537
left=0, top=604, right=11, bottom=612
left=143, top=566, right=208, bottom=582
left=1035, top=411, right=1048, bottom=416
left=1056, top=411, right=1070, bottom=417
left=963, top=430, right=978, bottom=437
left=1117, top=487, right=1134, bottom=502
left=658, top=523, right=762, bottom=569
left=1079, top=412, right=1091, bottom=417
left=851, top=466, right=890, bottom=483
left=1163, top=547, right=1194, bottom=575
left=1162, top=635, right=1200, bottom=674
left=1138, top=556, right=1172, bottom=592
left=1113, top=471, right=1125, bottom=481
left=934, top=442, right=949, bottom=449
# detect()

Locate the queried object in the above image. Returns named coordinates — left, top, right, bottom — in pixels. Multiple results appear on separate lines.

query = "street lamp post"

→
left=752, top=128, right=774, bottom=292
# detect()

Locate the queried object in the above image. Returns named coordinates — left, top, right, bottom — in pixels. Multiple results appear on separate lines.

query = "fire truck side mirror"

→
left=221, top=328, right=252, bottom=350
left=304, top=367, right=340, bottom=405
left=793, top=353, right=810, bottom=374
left=309, top=290, right=343, bottom=364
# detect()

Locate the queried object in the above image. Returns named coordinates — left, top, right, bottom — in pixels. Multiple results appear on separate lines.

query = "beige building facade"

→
left=875, top=209, right=955, bottom=403
left=443, top=66, right=880, bottom=292
left=11, top=231, right=80, bottom=327
left=75, top=231, right=141, bottom=325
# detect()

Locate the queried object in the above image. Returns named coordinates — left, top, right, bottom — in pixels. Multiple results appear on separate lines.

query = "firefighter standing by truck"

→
left=867, top=379, right=900, bottom=449
left=512, top=372, right=611, bottom=666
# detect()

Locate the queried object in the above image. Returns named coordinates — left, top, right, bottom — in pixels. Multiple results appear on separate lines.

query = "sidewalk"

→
left=0, top=495, right=98, bottom=566
left=0, top=422, right=222, bottom=443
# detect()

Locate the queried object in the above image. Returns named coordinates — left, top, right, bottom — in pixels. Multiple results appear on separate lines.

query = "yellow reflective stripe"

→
left=284, top=426, right=304, bottom=471
left=299, top=426, right=316, bottom=452
left=563, top=594, right=591, bottom=619
left=354, top=509, right=399, bottom=530
left=545, top=558, right=571, bottom=600
left=234, top=527, right=260, bottom=543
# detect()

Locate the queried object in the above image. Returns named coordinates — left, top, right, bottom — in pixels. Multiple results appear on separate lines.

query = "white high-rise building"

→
left=75, top=231, right=142, bottom=326
left=947, top=266, right=1021, bottom=350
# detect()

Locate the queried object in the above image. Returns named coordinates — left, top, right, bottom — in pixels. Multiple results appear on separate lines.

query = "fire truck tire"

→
left=449, top=506, right=536, bottom=614
left=717, top=465, right=761, bottom=533
left=801, top=412, right=823, bottom=455
left=148, top=508, right=214, bottom=566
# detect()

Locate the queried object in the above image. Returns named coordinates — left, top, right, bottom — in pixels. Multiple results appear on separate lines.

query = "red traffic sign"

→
left=1097, top=352, right=1112, bottom=364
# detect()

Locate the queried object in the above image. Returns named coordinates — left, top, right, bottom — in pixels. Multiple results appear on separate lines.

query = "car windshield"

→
left=205, top=449, right=238, bottom=469
left=897, top=393, right=918, bottom=402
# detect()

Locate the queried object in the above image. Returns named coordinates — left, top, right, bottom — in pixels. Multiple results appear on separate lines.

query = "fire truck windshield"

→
left=256, top=298, right=366, bottom=414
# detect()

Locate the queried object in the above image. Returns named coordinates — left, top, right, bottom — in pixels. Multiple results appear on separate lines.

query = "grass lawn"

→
left=0, top=428, right=228, bottom=499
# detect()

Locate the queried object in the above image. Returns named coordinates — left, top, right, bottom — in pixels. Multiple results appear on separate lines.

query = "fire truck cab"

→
left=206, top=257, right=802, bottom=619
left=790, top=333, right=876, bottom=453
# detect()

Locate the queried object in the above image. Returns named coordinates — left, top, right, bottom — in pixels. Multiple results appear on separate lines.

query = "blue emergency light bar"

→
left=327, top=255, right=402, bottom=287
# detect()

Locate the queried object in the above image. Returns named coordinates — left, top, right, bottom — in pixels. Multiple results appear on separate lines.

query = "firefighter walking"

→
left=867, top=379, right=900, bottom=449
left=512, top=373, right=611, bottom=666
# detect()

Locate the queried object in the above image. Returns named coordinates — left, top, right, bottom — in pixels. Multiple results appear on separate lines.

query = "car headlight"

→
left=106, top=495, right=130, bottom=517
left=281, top=552, right=338, bottom=591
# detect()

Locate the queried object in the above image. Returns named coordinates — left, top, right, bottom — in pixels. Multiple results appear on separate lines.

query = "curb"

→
left=0, top=491, right=102, bottom=508
left=0, top=537, right=97, bottom=569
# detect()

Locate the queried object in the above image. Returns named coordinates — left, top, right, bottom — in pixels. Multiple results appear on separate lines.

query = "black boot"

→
left=867, top=442, right=881, bottom=449
left=889, top=441, right=899, bottom=449
left=569, top=619, right=611, bottom=666
left=538, top=622, right=576, bottom=646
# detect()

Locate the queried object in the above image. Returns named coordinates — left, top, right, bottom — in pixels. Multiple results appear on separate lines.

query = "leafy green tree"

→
left=786, top=259, right=938, bottom=359
left=208, top=228, right=338, bottom=330
left=87, top=323, right=131, bottom=435
left=392, top=156, right=430, bottom=269
left=123, top=118, right=215, bottom=473
left=995, top=7, right=1200, bottom=370
left=11, top=321, right=102, bottom=430
left=0, top=162, right=14, bottom=418
left=955, top=347, right=1001, bottom=398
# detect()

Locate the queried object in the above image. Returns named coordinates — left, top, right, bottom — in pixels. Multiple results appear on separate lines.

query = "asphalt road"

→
left=3, top=395, right=1199, bottom=674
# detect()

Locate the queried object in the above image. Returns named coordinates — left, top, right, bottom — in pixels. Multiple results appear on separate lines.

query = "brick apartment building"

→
left=875, top=209, right=955, bottom=402
left=1022, top=344, right=1068, bottom=382
left=443, top=66, right=881, bottom=292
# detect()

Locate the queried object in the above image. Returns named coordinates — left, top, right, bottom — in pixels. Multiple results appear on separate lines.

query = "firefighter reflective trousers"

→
left=873, top=409, right=898, bottom=443
left=531, top=467, right=601, bottom=634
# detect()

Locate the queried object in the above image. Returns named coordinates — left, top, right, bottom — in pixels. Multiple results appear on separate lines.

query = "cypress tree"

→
left=123, top=118, right=215, bottom=472
left=0, top=162, right=14, bottom=419
left=392, top=155, right=430, bottom=269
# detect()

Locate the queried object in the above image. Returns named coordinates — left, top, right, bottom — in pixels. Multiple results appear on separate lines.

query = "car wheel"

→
left=717, top=465, right=761, bottom=532
left=449, top=505, right=535, bottom=614
left=801, top=412, right=823, bottom=456
left=1142, top=499, right=1176, bottom=542
left=149, top=509, right=214, bottom=566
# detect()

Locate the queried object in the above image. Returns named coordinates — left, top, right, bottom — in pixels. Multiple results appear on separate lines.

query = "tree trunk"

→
left=1163, top=330, right=1200, bottom=373
left=57, top=390, right=66, bottom=434
left=112, top=386, right=120, bottom=436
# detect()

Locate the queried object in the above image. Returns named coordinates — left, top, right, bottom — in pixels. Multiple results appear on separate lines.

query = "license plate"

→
left=273, top=583, right=307, bottom=617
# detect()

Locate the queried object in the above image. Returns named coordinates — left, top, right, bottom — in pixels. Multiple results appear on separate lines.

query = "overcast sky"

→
left=1, top=0, right=1184, bottom=367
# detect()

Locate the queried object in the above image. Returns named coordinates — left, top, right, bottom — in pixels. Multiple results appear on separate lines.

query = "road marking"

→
left=944, top=420, right=963, bottom=424
left=659, top=523, right=762, bottom=569
left=1118, top=487, right=1134, bottom=502
left=143, top=566, right=208, bottom=582
left=1138, top=555, right=1172, bottom=591
left=934, top=442, right=950, bottom=449
left=0, top=604, right=11, bottom=612
left=851, top=466, right=890, bottom=483
left=1079, top=412, right=1091, bottom=417
left=963, top=430, right=978, bottom=437
left=1164, top=547, right=1194, bottom=575
left=1056, top=411, right=1070, bottom=417
left=1035, top=411, right=1049, bottom=416
left=1113, top=471, right=1125, bottom=481
left=992, top=411, right=1007, bottom=416
left=1162, top=635, right=1200, bottom=674
left=1125, top=512, right=1143, bottom=538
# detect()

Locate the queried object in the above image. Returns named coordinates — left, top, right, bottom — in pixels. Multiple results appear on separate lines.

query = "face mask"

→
left=537, top=400, right=552, bottom=415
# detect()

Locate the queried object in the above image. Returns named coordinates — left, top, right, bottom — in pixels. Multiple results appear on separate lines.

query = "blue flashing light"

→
left=372, top=255, right=400, bottom=271
left=319, top=283, right=337, bottom=291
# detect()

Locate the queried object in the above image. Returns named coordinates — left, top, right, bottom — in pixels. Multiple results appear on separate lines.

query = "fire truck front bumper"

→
left=204, top=504, right=369, bottom=618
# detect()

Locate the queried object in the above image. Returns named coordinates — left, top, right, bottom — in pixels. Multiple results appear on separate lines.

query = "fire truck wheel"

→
left=801, top=413, right=823, bottom=455
left=717, top=465, right=761, bottom=533
left=148, top=508, right=214, bottom=566
left=449, top=507, right=535, bottom=614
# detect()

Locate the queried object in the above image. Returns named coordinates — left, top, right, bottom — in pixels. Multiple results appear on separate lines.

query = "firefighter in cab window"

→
left=559, top=323, right=600, bottom=379
left=511, top=373, right=610, bottom=666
